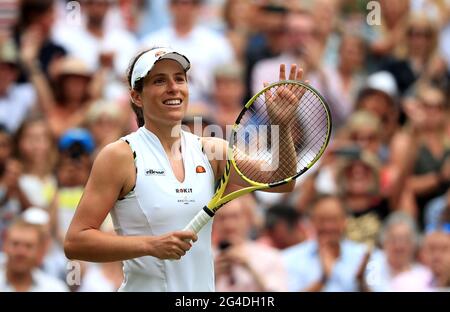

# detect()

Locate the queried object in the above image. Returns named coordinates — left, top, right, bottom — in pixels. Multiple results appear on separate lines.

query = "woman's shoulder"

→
left=95, top=140, right=135, bottom=166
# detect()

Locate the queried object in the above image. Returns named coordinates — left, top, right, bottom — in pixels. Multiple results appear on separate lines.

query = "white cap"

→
left=22, top=207, right=50, bottom=225
left=365, top=71, right=398, bottom=98
left=131, top=48, right=191, bottom=89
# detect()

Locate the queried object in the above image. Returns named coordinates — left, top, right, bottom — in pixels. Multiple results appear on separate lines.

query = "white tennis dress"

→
left=110, top=127, right=216, bottom=292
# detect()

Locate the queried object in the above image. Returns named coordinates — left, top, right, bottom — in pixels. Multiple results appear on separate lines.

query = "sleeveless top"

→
left=110, top=127, right=215, bottom=291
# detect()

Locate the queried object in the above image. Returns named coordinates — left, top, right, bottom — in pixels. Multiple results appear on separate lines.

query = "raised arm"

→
left=20, top=28, right=56, bottom=115
left=64, top=140, right=197, bottom=262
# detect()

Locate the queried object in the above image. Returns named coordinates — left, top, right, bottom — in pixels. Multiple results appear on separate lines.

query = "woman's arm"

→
left=64, top=140, right=197, bottom=262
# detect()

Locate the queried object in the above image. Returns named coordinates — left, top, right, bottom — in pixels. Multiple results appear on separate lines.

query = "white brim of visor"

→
left=131, top=48, right=191, bottom=89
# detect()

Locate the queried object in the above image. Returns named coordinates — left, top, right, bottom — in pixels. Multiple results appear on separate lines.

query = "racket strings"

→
left=231, top=83, right=329, bottom=184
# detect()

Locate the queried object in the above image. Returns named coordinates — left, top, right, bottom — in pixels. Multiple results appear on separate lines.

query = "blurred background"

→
left=0, top=0, right=449, bottom=292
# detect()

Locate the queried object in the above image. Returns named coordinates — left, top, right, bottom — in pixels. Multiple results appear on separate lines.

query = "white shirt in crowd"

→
left=0, top=84, right=36, bottom=133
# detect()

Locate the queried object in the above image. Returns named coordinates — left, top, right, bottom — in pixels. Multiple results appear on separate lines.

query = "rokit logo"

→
left=145, top=169, right=165, bottom=176
left=175, top=188, right=193, bottom=194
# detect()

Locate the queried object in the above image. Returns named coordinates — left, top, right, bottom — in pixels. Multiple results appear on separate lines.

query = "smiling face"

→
left=132, top=60, right=189, bottom=128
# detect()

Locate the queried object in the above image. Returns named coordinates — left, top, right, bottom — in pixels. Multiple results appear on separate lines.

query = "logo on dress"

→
left=176, top=188, right=193, bottom=193
left=196, top=165, right=206, bottom=173
left=145, top=169, right=165, bottom=176
left=154, top=50, right=167, bottom=58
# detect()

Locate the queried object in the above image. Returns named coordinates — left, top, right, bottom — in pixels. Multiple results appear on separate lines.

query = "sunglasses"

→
left=350, top=132, right=379, bottom=144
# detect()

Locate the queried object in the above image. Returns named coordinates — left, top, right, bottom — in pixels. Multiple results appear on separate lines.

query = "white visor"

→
left=131, top=48, right=191, bottom=89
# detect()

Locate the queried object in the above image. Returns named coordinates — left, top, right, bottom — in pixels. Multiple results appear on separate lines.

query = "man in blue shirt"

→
left=283, top=195, right=372, bottom=292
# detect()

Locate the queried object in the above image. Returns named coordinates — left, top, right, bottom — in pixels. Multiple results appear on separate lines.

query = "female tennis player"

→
left=64, top=47, right=303, bottom=292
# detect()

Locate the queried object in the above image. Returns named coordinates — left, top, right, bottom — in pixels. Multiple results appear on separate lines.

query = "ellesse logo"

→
left=145, top=169, right=165, bottom=176
left=196, top=165, right=206, bottom=173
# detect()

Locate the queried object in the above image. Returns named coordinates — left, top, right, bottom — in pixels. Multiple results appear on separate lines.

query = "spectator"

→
left=244, top=1, right=290, bottom=101
left=16, top=117, right=58, bottom=209
left=141, top=0, right=234, bottom=104
left=335, top=149, right=390, bottom=247
left=213, top=197, right=288, bottom=292
left=212, top=62, right=246, bottom=130
left=85, top=100, right=128, bottom=156
left=0, top=126, right=32, bottom=248
left=283, top=195, right=371, bottom=292
left=0, top=218, right=68, bottom=291
left=21, top=49, right=103, bottom=137
left=0, top=39, right=36, bottom=134
left=420, top=230, right=450, bottom=290
left=258, top=203, right=308, bottom=250
left=50, top=128, right=94, bottom=244
left=53, top=0, right=138, bottom=83
left=316, top=33, right=368, bottom=129
left=14, top=0, right=66, bottom=83
left=369, top=212, right=433, bottom=291
left=251, top=9, right=317, bottom=96
left=355, top=71, right=399, bottom=147
left=344, top=111, right=383, bottom=159
left=21, top=206, right=66, bottom=281
left=391, top=85, right=450, bottom=229
left=381, top=13, right=449, bottom=94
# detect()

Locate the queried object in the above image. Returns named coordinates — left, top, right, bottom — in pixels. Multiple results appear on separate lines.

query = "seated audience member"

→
left=0, top=217, right=68, bottom=291
left=368, top=212, right=433, bottom=292
left=213, top=197, right=287, bottom=292
left=258, top=203, right=308, bottom=250
left=420, top=230, right=450, bottom=290
left=283, top=195, right=372, bottom=292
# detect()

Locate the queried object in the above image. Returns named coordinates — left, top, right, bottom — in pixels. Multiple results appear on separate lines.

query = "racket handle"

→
left=183, top=207, right=214, bottom=234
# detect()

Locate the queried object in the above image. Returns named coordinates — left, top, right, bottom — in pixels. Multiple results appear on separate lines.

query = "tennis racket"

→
left=183, top=80, right=332, bottom=234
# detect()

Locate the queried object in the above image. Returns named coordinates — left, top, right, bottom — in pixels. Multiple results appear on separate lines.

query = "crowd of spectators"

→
left=0, top=0, right=449, bottom=292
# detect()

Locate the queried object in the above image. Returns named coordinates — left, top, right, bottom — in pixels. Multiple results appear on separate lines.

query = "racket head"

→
left=228, top=80, right=332, bottom=187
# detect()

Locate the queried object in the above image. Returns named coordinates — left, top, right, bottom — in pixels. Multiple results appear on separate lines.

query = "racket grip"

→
left=183, top=207, right=213, bottom=234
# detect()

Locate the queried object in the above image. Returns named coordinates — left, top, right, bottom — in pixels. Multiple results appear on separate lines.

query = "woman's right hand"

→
left=148, top=231, right=198, bottom=260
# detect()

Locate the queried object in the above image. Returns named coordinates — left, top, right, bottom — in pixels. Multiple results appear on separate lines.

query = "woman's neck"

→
left=145, top=123, right=182, bottom=153
left=24, top=161, right=50, bottom=178
left=389, top=259, right=411, bottom=276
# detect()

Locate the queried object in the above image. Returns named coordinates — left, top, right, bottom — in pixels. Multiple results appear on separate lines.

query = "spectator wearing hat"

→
left=21, top=207, right=67, bottom=281
left=0, top=39, right=36, bottom=134
left=355, top=71, right=400, bottom=146
left=0, top=217, right=68, bottom=291
left=21, top=44, right=104, bottom=137
left=50, top=128, right=94, bottom=245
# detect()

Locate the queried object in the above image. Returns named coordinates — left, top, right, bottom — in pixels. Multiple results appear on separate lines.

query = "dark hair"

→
left=126, top=49, right=153, bottom=128
left=18, top=0, right=54, bottom=30
left=307, top=194, right=347, bottom=217
left=265, top=204, right=301, bottom=231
